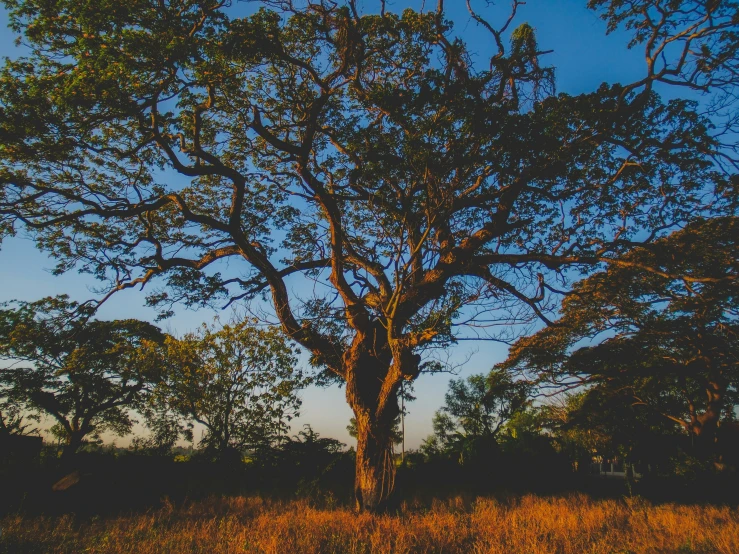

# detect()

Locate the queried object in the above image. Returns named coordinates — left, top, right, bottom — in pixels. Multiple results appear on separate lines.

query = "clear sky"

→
left=0, top=0, right=646, bottom=449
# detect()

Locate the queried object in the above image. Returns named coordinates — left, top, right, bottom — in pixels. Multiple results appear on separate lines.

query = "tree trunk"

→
left=341, top=322, right=411, bottom=512
left=690, top=379, right=725, bottom=449
left=62, top=430, right=85, bottom=459
left=344, top=341, right=400, bottom=512
left=353, top=413, right=395, bottom=513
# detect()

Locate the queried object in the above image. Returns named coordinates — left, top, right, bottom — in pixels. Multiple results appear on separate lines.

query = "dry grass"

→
left=1, top=494, right=737, bottom=554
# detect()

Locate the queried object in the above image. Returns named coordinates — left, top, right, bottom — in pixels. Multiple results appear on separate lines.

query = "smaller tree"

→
left=545, top=390, right=687, bottom=476
left=538, top=394, right=608, bottom=473
left=422, top=369, right=530, bottom=463
left=0, top=296, right=165, bottom=454
left=131, top=404, right=192, bottom=457
left=155, top=319, right=308, bottom=461
left=266, top=425, right=352, bottom=496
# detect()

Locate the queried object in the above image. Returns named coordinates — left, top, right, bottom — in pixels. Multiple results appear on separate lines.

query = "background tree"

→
left=131, top=403, right=193, bottom=457
left=422, top=370, right=530, bottom=464
left=264, top=424, right=353, bottom=498
left=500, top=217, right=739, bottom=461
left=154, top=319, right=307, bottom=461
left=0, top=296, right=164, bottom=455
left=0, top=0, right=734, bottom=510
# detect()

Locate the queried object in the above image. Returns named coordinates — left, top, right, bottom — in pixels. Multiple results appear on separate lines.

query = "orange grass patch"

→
left=1, top=494, right=737, bottom=553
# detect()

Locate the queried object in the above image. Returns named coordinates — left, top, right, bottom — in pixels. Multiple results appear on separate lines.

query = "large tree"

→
left=0, top=0, right=735, bottom=509
left=500, top=217, right=739, bottom=458
left=0, top=296, right=165, bottom=454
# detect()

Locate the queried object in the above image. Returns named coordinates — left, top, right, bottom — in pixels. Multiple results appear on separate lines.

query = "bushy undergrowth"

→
left=1, top=494, right=738, bottom=554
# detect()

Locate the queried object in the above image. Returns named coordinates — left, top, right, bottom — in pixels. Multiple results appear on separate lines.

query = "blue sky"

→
left=0, top=0, right=647, bottom=448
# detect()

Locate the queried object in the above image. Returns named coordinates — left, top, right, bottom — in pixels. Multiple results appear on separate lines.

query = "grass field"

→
left=1, top=494, right=737, bottom=554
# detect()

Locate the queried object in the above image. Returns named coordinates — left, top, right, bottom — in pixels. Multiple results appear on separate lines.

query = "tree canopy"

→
left=0, top=0, right=736, bottom=510
left=500, top=217, right=739, bottom=458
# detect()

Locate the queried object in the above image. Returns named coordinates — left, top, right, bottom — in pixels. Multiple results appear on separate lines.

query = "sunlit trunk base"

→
left=354, top=418, right=395, bottom=513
